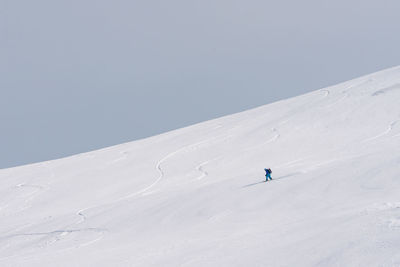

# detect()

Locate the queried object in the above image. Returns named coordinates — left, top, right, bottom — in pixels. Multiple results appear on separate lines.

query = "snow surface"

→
left=1, top=66, right=400, bottom=266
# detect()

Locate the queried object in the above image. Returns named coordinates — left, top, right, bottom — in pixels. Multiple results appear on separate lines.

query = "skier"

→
left=264, top=168, right=272, bottom=181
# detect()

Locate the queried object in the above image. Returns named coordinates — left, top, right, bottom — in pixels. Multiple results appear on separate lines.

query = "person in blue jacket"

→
left=264, top=168, right=272, bottom=181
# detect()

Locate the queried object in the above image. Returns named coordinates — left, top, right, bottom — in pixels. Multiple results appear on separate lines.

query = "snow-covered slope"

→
left=1, top=67, right=400, bottom=266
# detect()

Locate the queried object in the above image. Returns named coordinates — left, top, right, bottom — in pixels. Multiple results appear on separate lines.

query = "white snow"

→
left=1, top=66, right=400, bottom=266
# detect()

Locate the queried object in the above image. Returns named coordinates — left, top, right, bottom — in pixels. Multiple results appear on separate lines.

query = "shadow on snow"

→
left=242, top=172, right=302, bottom=188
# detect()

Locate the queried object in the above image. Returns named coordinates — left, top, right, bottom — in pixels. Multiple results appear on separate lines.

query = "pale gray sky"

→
left=1, top=0, right=400, bottom=168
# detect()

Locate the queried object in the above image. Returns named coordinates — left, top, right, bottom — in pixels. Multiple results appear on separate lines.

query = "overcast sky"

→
left=1, top=0, right=400, bottom=169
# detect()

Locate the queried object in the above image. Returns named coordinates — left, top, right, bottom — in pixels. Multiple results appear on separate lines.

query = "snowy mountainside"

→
left=1, top=66, right=400, bottom=266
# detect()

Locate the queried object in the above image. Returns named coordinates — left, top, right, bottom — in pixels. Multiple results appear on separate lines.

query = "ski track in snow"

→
left=267, top=128, right=281, bottom=143
left=134, top=135, right=228, bottom=198
left=75, top=135, right=229, bottom=230
left=362, top=120, right=399, bottom=142
left=195, top=157, right=221, bottom=181
left=26, top=211, right=109, bottom=253
left=322, top=79, right=372, bottom=108
left=25, top=152, right=132, bottom=249
left=323, top=91, right=348, bottom=108
left=321, top=89, right=330, bottom=97
left=0, top=166, right=79, bottom=259
left=372, top=83, right=400, bottom=96
left=109, top=151, right=129, bottom=164
left=0, top=228, right=107, bottom=262
left=77, top=211, right=87, bottom=224
left=255, top=128, right=280, bottom=147
left=240, top=127, right=280, bottom=154
left=2, top=183, right=51, bottom=215
left=275, top=158, right=309, bottom=169
left=15, top=184, right=44, bottom=190
left=196, top=161, right=209, bottom=180
left=0, top=228, right=106, bottom=240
